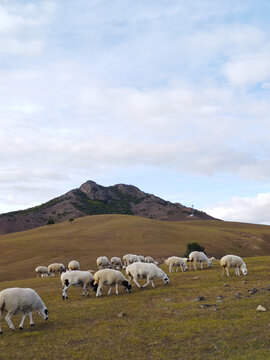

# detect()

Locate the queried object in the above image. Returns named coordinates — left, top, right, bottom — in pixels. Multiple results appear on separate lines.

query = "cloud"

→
left=204, top=193, right=270, bottom=225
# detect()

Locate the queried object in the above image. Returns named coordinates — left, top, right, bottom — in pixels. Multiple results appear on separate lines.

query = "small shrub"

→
left=68, top=218, right=74, bottom=222
left=47, top=217, right=55, bottom=225
left=184, top=242, right=205, bottom=258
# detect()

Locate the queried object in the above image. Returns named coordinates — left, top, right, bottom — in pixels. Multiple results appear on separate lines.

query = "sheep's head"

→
left=38, top=307, right=49, bottom=321
left=241, top=265, right=248, bottom=276
left=122, top=280, right=132, bottom=293
left=163, top=275, right=169, bottom=284
left=91, top=280, right=98, bottom=292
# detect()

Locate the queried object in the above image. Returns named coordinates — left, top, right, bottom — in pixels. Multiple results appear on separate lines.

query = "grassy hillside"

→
left=1, top=214, right=270, bottom=281
left=0, top=257, right=270, bottom=360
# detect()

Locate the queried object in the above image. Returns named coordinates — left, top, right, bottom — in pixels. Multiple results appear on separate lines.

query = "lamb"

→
left=48, top=263, right=66, bottom=275
left=110, top=257, right=123, bottom=269
left=0, top=288, right=48, bottom=333
left=126, top=262, right=169, bottom=288
left=164, top=256, right=188, bottom=273
left=96, top=256, right=111, bottom=270
left=122, top=254, right=141, bottom=268
left=220, top=255, right=248, bottom=277
left=92, top=269, right=132, bottom=297
left=61, top=270, right=94, bottom=299
left=188, top=251, right=212, bottom=270
left=35, top=266, right=50, bottom=278
left=68, top=260, right=80, bottom=271
left=145, top=256, right=158, bottom=265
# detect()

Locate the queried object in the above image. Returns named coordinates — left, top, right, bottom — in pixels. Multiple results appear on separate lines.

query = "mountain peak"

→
left=0, top=180, right=217, bottom=234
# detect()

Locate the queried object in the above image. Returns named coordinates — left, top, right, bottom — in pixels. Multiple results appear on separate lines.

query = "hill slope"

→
left=1, top=214, right=270, bottom=281
left=0, top=180, right=215, bottom=234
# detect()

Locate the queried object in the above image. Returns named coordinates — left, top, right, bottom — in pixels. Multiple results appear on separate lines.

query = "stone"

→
left=256, top=305, right=266, bottom=312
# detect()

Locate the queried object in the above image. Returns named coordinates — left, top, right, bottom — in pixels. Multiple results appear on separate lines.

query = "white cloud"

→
left=204, top=193, right=270, bottom=225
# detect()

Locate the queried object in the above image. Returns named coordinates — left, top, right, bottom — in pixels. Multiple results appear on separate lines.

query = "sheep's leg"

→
left=189, top=262, right=192, bottom=271
left=226, top=268, right=230, bottom=277
left=5, top=313, right=15, bottom=331
left=176, top=266, right=179, bottom=272
left=115, top=283, right=119, bottom=295
left=19, top=314, right=27, bottom=329
left=200, top=261, right=203, bottom=270
left=62, top=284, right=69, bottom=299
left=108, top=286, right=112, bottom=295
left=151, top=280, right=155, bottom=287
left=143, top=277, right=150, bottom=287
left=193, top=261, right=197, bottom=271
left=0, top=310, right=2, bottom=334
left=96, top=284, right=103, bottom=297
left=169, top=265, right=173, bottom=273
left=133, top=276, right=142, bottom=288
left=28, top=312, right=34, bottom=326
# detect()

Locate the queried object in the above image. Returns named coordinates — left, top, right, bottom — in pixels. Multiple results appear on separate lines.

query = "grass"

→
left=1, top=257, right=270, bottom=359
left=1, top=215, right=270, bottom=359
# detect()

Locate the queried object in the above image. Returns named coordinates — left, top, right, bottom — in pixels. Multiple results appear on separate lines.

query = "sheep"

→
left=126, top=262, right=169, bottom=288
left=164, top=256, right=188, bottom=273
left=92, top=269, right=132, bottom=297
left=68, top=260, right=80, bottom=271
left=122, top=254, right=141, bottom=268
left=188, top=251, right=212, bottom=270
left=48, top=263, right=66, bottom=276
left=138, top=255, right=146, bottom=262
left=110, top=257, right=123, bottom=270
left=0, top=288, right=48, bottom=333
left=61, top=270, right=94, bottom=299
left=145, top=256, right=158, bottom=265
left=220, top=255, right=248, bottom=277
left=96, top=256, right=111, bottom=270
left=35, top=266, right=50, bottom=278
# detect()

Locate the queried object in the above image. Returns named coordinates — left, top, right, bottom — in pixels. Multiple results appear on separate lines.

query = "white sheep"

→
left=189, top=251, right=212, bottom=270
left=220, top=255, right=248, bottom=277
left=145, top=256, right=158, bottom=265
left=61, top=270, right=94, bottom=299
left=48, top=263, right=66, bottom=275
left=35, top=266, right=50, bottom=278
left=68, top=260, right=80, bottom=271
left=92, top=269, right=132, bottom=297
left=0, top=288, right=48, bottom=333
left=96, top=256, right=111, bottom=270
left=164, top=256, right=188, bottom=273
left=138, top=255, right=146, bottom=262
left=122, top=254, right=141, bottom=268
left=126, top=262, right=169, bottom=288
left=110, top=257, right=123, bottom=269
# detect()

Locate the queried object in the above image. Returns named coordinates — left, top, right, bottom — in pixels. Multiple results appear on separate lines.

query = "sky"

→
left=1, top=0, right=270, bottom=225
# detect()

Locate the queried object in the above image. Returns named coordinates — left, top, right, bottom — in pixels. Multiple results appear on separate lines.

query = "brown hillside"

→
left=1, top=214, right=270, bottom=281
left=0, top=180, right=215, bottom=234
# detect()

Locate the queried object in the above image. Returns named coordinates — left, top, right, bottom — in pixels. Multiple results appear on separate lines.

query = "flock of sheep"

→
left=0, top=251, right=247, bottom=334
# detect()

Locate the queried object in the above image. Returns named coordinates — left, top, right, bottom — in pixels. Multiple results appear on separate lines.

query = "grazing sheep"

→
left=122, top=254, right=141, bottom=268
left=126, top=262, right=169, bottom=288
left=110, top=257, right=123, bottom=270
left=48, top=263, right=66, bottom=276
left=164, top=256, right=188, bottom=273
left=92, top=269, right=132, bottom=297
left=96, top=256, right=111, bottom=270
left=189, top=251, right=212, bottom=270
left=220, top=255, right=248, bottom=277
left=35, top=266, right=50, bottom=278
left=145, top=256, right=158, bottom=265
left=0, top=288, right=48, bottom=333
left=138, top=255, right=146, bottom=262
left=61, top=270, right=94, bottom=299
left=68, top=260, right=80, bottom=271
